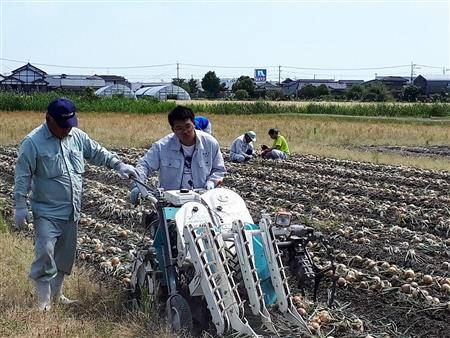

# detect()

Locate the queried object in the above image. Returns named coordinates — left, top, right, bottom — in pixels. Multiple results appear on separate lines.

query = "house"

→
left=46, top=74, right=105, bottom=91
left=254, top=81, right=282, bottom=98
left=413, top=74, right=450, bottom=95
left=97, top=75, right=130, bottom=87
left=337, top=79, right=364, bottom=86
left=0, top=63, right=48, bottom=92
left=363, top=76, right=408, bottom=94
left=281, top=78, right=347, bottom=96
left=219, top=78, right=237, bottom=91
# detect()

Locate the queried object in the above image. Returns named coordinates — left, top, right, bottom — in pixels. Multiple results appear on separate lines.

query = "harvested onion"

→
left=404, top=269, right=415, bottom=279
left=422, top=275, right=433, bottom=285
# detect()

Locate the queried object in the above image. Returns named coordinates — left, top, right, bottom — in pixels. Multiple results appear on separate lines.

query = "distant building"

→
left=0, top=63, right=48, bottom=92
left=97, top=74, right=130, bottom=87
left=219, top=78, right=237, bottom=91
left=413, top=74, right=450, bottom=95
left=46, top=74, right=105, bottom=91
left=281, top=78, right=348, bottom=96
left=95, top=84, right=136, bottom=98
left=363, top=76, right=408, bottom=95
left=337, top=79, right=364, bottom=86
left=130, top=81, right=169, bottom=91
left=135, top=84, right=191, bottom=100
left=254, top=81, right=282, bottom=97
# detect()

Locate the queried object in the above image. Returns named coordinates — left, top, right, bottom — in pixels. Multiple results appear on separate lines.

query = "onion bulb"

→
left=111, top=257, right=120, bottom=266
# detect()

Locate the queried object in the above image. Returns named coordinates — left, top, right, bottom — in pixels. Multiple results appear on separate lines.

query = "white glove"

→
left=14, top=208, right=28, bottom=229
left=115, top=163, right=138, bottom=179
left=205, top=180, right=215, bottom=190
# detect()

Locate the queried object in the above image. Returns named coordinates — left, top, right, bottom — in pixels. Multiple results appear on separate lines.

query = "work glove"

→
left=245, top=154, right=253, bottom=160
left=116, top=162, right=138, bottom=179
left=130, top=187, right=141, bottom=206
left=205, top=180, right=215, bottom=190
left=14, top=208, right=28, bottom=230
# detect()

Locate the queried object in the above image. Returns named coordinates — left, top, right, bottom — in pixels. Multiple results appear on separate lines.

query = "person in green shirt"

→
left=261, top=128, right=290, bottom=160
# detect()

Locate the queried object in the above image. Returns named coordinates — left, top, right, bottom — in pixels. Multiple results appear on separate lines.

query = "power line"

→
left=283, top=64, right=411, bottom=71
left=0, top=58, right=175, bottom=69
left=181, top=63, right=278, bottom=69
left=1, top=57, right=447, bottom=80
left=417, top=64, right=444, bottom=69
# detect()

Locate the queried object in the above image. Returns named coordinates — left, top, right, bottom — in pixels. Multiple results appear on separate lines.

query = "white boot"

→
left=50, top=271, right=78, bottom=305
left=36, top=281, right=51, bottom=311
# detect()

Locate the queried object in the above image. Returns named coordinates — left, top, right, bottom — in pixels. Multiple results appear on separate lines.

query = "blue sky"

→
left=1, top=0, right=449, bottom=82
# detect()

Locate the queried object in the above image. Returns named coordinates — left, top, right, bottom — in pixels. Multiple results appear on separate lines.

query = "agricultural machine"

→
left=128, top=181, right=336, bottom=337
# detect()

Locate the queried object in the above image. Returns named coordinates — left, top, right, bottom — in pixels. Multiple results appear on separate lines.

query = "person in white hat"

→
left=230, top=131, right=256, bottom=163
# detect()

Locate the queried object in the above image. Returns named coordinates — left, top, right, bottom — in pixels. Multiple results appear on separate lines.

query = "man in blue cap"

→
left=194, top=115, right=212, bottom=134
left=13, top=97, right=138, bottom=311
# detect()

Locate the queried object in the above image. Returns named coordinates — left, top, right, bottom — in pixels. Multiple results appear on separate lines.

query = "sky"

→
left=0, top=0, right=449, bottom=82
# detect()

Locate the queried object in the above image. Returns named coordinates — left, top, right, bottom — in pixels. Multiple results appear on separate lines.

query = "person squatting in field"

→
left=130, top=105, right=226, bottom=205
left=261, top=128, right=290, bottom=160
left=194, top=115, right=212, bottom=134
left=229, top=131, right=257, bottom=163
left=13, top=98, right=138, bottom=311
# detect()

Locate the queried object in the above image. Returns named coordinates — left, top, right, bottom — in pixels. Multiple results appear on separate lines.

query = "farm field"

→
left=1, top=111, right=449, bottom=170
left=0, top=111, right=449, bottom=337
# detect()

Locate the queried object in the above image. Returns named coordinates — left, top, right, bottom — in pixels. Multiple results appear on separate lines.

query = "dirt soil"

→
left=1, top=145, right=449, bottom=338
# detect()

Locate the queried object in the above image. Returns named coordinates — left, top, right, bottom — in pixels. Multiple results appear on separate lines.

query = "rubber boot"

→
left=36, top=281, right=51, bottom=311
left=50, top=271, right=78, bottom=305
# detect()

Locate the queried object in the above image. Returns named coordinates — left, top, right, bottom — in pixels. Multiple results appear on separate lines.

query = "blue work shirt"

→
left=14, top=123, right=121, bottom=221
left=135, top=131, right=226, bottom=190
left=230, top=134, right=254, bottom=156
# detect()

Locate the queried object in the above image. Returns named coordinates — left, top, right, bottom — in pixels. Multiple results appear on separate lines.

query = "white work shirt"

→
left=136, top=131, right=226, bottom=190
left=230, top=134, right=254, bottom=157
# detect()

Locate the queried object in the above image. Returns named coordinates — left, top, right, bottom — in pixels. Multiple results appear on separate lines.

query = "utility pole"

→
left=278, top=65, right=281, bottom=84
left=176, top=62, right=180, bottom=81
left=410, top=61, right=415, bottom=84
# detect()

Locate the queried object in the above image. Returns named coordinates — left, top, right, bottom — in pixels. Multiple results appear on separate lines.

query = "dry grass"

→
left=1, top=110, right=449, bottom=170
left=0, top=227, right=175, bottom=338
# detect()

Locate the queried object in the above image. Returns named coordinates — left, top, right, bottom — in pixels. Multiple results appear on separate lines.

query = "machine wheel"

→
left=166, top=294, right=193, bottom=333
left=129, top=250, right=162, bottom=312
left=224, top=241, right=243, bottom=288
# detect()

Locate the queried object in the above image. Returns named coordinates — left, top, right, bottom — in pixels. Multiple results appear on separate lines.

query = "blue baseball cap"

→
left=47, top=98, right=78, bottom=128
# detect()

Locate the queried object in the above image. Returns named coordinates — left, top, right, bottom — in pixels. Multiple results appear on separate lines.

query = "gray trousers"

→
left=29, top=216, right=78, bottom=282
left=265, top=149, right=287, bottom=160
left=230, top=153, right=246, bottom=163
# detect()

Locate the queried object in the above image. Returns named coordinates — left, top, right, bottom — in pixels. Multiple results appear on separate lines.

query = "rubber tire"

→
left=166, top=294, right=193, bottom=333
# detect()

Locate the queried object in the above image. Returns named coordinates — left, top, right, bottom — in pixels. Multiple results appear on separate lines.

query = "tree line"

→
left=172, top=71, right=449, bottom=103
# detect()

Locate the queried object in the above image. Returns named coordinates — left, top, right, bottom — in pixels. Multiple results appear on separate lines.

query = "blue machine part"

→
left=245, top=224, right=277, bottom=305
left=154, top=207, right=180, bottom=286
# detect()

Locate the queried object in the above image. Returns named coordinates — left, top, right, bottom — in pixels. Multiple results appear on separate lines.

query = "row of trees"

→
left=172, top=71, right=256, bottom=99
left=172, top=71, right=448, bottom=102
